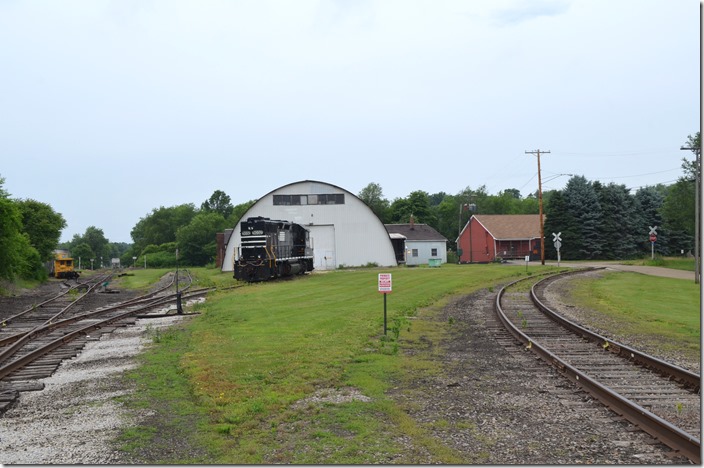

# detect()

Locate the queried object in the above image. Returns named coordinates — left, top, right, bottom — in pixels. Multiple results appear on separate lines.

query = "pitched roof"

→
left=385, top=223, right=448, bottom=242
left=472, top=214, right=543, bottom=240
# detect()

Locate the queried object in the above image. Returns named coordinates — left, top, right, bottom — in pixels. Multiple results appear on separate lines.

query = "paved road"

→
left=545, top=261, right=696, bottom=281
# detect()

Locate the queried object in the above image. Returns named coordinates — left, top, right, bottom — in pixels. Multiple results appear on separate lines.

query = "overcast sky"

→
left=1, top=0, right=699, bottom=243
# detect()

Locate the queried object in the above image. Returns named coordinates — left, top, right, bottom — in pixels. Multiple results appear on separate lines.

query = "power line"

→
left=552, top=149, right=674, bottom=157
left=593, top=168, right=681, bottom=181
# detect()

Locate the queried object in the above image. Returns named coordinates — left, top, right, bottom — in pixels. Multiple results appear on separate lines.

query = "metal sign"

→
left=378, top=273, right=392, bottom=293
left=649, top=226, right=658, bottom=236
left=552, top=232, right=562, bottom=242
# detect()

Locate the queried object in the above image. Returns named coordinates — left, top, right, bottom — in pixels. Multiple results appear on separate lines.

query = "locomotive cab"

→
left=234, top=216, right=314, bottom=282
left=52, top=251, right=80, bottom=279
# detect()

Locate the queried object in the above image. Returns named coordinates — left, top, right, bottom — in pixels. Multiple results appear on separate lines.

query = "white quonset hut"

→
left=221, top=180, right=398, bottom=272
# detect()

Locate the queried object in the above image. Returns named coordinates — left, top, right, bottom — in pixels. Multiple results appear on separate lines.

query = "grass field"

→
left=622, top=256, right=697, bottom=272
left=566, top=271, right=701, bottom=357
left=115, top=263, right=700, bottom=463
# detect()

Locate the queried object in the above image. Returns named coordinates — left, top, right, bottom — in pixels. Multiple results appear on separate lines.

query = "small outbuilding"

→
left=385, top=217, right=448, bottom=266
left=220, top=180, right=398, bottom=272
left=457, top=214, right=543, bottom=263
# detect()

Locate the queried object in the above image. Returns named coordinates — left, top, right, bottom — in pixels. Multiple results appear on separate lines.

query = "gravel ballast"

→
left=0, top=271, right=696, bottom=464
left=0, top=315, right=185, bottom=464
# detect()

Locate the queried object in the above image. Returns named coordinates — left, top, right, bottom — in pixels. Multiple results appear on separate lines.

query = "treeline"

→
left=1, top=134, right=698, bottom=282
left=0, top=177, right=67, bottom=281
left=361, top=133, right=699, bottom=262
left=62, top=190, right=256, bottom=269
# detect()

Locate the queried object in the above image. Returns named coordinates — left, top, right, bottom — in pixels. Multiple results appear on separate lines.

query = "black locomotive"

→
left=234, top=216, right=314, bottom=282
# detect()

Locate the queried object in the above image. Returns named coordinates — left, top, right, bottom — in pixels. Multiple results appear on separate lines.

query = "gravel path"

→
left=0, top=315, right=186, bottom=464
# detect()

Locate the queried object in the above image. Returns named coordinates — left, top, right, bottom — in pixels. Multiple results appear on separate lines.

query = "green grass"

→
left=112, top=268, right=172, bottom=290
left=116, top=263, right=700, bottom=463
left=118, top=264, right=535, bottom=463
left=567, top=271, right=700, bottom=357
left=621, top=256, right=696, bottom=272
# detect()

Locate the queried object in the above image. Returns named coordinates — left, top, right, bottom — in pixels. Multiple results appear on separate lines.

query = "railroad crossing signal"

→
left=649, top=226, right=658, bottom=260
left=552, top=232, right=562, bottom=250
left=552, top=232, right=562, bottom=266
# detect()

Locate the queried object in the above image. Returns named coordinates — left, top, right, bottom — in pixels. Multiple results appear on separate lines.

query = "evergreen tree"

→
left=634, top=186, right=666, bottom=255
left=661, top=179, right=694, bottom=256
left=543, top=190, right=579, bottom=260
left=562, top=176, right=602, bottom=259
left=594, top=182, right=639, bottom=259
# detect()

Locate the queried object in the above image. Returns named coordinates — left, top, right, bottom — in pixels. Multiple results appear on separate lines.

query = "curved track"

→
left=495, top=269, right=701, bottom=463
left=0, top=270, right=211, bottom=414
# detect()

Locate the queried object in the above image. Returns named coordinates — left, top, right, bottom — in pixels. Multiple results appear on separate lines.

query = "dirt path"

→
left=544, top=261, right=696, bottom=281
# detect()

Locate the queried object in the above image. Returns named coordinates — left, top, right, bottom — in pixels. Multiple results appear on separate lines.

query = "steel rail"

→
left=0, top=287, right=209, bottom=381
left=0, top=272, right=193, bottom=365
left=495, top=274, right=701, bottom=464
left=0, top=273, right=112, bottom=327
left=530, top=275, right=700, bottom=391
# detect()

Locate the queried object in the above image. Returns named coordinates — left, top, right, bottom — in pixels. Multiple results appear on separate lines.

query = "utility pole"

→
left=526, top=149, right=550, bottom=265
left=681, top=143, right=701, bottom=284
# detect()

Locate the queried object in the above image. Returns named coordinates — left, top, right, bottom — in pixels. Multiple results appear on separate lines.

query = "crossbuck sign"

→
left=552, top=232, right=562, bottom=266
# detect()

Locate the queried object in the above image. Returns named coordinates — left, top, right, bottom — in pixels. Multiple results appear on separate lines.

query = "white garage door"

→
left=307, top=224, right=336, bottom=270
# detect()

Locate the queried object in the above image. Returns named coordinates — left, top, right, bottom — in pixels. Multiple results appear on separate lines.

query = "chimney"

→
left=410, top=214, right=415, bottom=230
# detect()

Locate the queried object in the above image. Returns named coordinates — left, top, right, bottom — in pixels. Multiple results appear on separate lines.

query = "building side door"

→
left=307, top=224, right=336, bottom=270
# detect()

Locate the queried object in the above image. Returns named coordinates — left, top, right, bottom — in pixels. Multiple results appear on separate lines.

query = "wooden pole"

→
left=526, top=149, right=550, bottom=265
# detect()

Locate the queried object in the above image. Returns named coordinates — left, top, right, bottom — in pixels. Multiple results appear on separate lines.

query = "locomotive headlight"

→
left=252, top=230, right=264, bottom=235
left=241, top=231, right=251, bottom=236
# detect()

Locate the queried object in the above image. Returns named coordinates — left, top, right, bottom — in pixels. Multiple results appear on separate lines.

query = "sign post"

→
left=552, top=232, right=562, bottom=267
left=649, top=226, right=658, bottom=260
left=176, top=248, right=183, bottom=314
left=378, top=273, right=392, bottom=335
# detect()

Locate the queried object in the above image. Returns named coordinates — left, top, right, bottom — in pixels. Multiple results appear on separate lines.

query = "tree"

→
left=634, top=186, right=666, bottom=255
left=0, top=193, right=27, bottom=280
left=226, top=200, right=257, bottom=227
left=594, top=182, right=639, bottom=259
left=681, top=132, right=700, bottom=180
left=70, top=226, right=111, bottom=266
left=543, top=190, right=579, bottom=260
left=201, top=190, right=234, bottom=218
left=562, top=176, right=603, bottom=259
left=661, top=177, right=695, bottom=255
left=176, top=212, right=228, bottom=266
left=131, top=204, right=197, bottom=253
left=71, top=242, right=96, bottom=268
left=358, top=182, right=390, bottom=223
left=389, top=191, right=437, bottom=225
left=15, top=199, right=66, bottom=262
left=0, top=177, right=44, bottom=280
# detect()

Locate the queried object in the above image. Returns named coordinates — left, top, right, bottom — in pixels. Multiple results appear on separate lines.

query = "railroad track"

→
left=495, top=269, right=701, bottom=464
left=0, top=269, right=211, bottom=415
